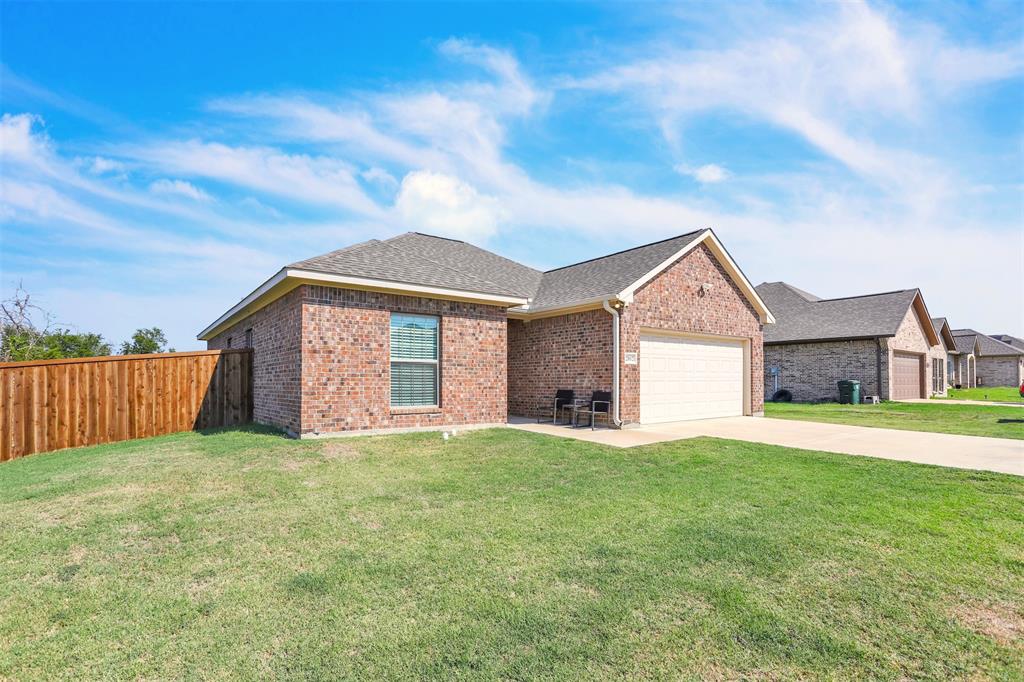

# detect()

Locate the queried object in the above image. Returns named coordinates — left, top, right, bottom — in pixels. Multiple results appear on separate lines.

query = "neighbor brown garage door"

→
left=892, top=352, right=924, bottom=400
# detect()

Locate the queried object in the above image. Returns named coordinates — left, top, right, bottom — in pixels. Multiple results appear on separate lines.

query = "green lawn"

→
left=1, top=427, right=1022, bottom=679
left=938, top=386, right=1024, bottom=403
left=766, top=401, right=1024, bottom=439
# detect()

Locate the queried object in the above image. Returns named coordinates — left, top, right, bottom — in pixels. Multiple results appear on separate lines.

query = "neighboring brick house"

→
left=755, top=282, right=940, bottom=402
left=952, top=330, right=1024, bottom=388
left=950, top=332, right=979, bottom=389
left=929, top=317, right=958, bottom=396
left=200, top=230, right=774, bottom=437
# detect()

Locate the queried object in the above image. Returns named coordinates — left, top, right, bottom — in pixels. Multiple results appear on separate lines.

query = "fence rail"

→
left=0, top=349, right=253, bottom=462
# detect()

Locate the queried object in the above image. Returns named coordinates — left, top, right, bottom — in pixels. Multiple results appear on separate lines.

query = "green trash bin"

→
left=837, top=380, right=861, bottom=404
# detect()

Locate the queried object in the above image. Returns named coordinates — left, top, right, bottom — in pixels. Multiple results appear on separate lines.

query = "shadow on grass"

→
left=997, top=419, right=1024, bottom=424
left=195, top=422, right=290, bottom=439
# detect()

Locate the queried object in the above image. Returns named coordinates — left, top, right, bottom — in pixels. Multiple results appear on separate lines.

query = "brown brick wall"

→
left=300, top=285, right=507, bottom=435
left=207, top=288, right=303, bottom=435
left=977, top=356, right=1024, bottom=387
left=764, top=339, right=883, bottom=402
left=621, top=243, right=764, bottom=422
left=507, top=310, right=613, bottom=418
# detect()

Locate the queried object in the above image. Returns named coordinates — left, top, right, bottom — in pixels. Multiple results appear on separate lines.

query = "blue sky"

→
left=1, top=1, right=1022, bottom=350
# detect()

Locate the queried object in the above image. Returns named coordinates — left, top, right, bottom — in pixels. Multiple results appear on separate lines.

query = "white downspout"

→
left=602, top=300, right=623, bottom=427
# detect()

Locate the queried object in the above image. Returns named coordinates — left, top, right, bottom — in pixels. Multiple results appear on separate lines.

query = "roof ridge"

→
left=815, top=288, right=916, bottom=303
left=542, top=229, right=706, bottom=274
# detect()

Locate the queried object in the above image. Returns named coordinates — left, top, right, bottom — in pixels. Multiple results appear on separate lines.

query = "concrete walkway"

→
left=508, top=416, right=1024, bottom=476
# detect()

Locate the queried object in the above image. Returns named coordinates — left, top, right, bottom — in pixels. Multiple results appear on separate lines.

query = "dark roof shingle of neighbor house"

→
left=755, top=282, right=920, bottom=344
left=291, top=229, right=707, bottom=308
left=991, top=334, right=1024, bottom=352
left=952, top=329, right=1024, bottom=357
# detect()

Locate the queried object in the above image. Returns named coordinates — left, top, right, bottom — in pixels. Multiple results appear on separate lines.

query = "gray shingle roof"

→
left=529, top=231, right=705, bottom=309
left=992, top=334, right=1024, bottom=352
left=290, top=233, right=539, bottom=298
left=951, top=331, right=979, bottom=355
left=290, top=229, right=708, bottom=308
left=756, top=282, right=919, bottom=344
left=952, top=329, right=1024, bottom=357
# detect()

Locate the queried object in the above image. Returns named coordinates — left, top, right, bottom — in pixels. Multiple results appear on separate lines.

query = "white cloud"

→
left=0, top=113, right=51, bottom=169
left=360, top=166, right=399, bottom=189
left=125, top=139, right=384, bottom=217
left=394, top=170, right=502, bottom=240
left=88, top=156, right=125, bottom=175
left=675, top=163, right=730, bottom=184
left=149, top=178, right=212, bottom=202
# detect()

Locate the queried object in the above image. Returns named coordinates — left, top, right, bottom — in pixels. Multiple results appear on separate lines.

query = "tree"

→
left=1, top=283, right=53, bottom=362
left=47, top=329, right=111, bottom=358
left=1, top=284, right=112, bottom=361
left=120, top=327, right=170, bottom=355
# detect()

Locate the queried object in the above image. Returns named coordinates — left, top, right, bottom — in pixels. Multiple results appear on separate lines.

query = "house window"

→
left=932, top=358, right=943, bottom=393
left=245, top=328, right=253, bottom=349
left=226, top=336, right=233, bottom=349
left=390, top=313, right=439, bottom=407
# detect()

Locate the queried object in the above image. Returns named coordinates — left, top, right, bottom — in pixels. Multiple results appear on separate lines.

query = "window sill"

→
left=390, top=406, right=442, bottom=416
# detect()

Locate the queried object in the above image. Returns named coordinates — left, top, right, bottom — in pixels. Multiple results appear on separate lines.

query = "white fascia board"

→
left=616, top=230, right=776, bottom=325
left=197, top=268, right=290, bottom=340
left=509, top=294, right=617, bottom=316
left=286, top=269, right=529, bottom=306
left=198, top=268, right=529, bottom=340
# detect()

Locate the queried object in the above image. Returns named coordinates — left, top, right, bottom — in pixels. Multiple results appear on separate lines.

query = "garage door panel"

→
left=892, top=352, right=924, bottom=400
left=639, top=333, right=745, bottom=423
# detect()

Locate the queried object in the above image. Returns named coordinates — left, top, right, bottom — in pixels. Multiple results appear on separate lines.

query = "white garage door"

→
left=639, top=333, right=745, bottom=423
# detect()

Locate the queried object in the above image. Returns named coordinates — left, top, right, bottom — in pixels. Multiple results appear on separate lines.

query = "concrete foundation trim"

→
left=298, top=422, right=507, bottom=439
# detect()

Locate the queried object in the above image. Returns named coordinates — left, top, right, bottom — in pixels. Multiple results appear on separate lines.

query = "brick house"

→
left=755, top=282, right=941, bottom=402
left=951, top=332, right=979, bottom=389
left=952, top=330, right=1024, bottom=388
left=199, top=230, right=774, bottom=437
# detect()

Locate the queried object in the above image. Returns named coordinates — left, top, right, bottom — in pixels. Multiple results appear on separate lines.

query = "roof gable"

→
left=930, top=317, right=957, bottom=351
left=528, top=231, right=703, bottom=309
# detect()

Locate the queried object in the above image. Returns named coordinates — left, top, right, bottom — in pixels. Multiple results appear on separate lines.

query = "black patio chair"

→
left=572, top=390, right=612, bottom=430
left=543, top=389, right=576, bottom=424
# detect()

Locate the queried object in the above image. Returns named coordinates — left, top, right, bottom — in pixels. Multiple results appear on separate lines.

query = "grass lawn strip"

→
left=765, top=401, right=1024, bottom=440
left=0, top=426, right=1021, bottom=679
left=937, top=386, right=1024, bottom=404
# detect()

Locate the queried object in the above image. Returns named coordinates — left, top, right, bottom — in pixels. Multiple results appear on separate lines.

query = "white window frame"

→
left=389, top=313, right=440, bottom=408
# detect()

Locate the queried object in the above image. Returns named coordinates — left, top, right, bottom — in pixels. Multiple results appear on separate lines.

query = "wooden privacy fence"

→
left=0, top=349, right=253, bottom=462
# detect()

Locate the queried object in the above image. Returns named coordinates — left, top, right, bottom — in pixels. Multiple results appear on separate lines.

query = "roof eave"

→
left=197, top=268, right=529, bottom=341
left=765, top=334, right=895, bottom=346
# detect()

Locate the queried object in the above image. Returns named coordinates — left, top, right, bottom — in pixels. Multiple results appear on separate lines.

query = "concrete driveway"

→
left=508, top=416, right=1023, bottom=476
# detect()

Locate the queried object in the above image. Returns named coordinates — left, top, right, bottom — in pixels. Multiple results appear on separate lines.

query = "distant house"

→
left=929, top=317, right=958, bottom=396
left=756, top=282, right=940, bottom=402
left=950, top=331, right=979, bottom=389
left=952, top=330, right=1024, bottom=388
